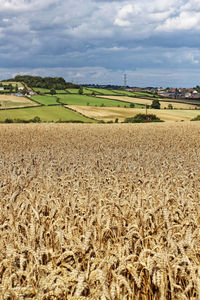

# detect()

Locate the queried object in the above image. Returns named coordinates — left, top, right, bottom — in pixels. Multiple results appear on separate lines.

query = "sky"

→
left=0, top=0, right=200, bottom=87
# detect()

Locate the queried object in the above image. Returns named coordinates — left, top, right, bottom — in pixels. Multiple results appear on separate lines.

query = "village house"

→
left=26, top=90, right=35, bottom=96
left=191, top=93, right=200, bottom=99
left=185, top=92, right=192, bottom=98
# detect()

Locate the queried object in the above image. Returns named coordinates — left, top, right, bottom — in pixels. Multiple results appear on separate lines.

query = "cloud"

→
left=157, top=11, right=200, bottom=31
left=114, top=4, right=139, bottom=27
left=0, top=0, right=200, bottom=87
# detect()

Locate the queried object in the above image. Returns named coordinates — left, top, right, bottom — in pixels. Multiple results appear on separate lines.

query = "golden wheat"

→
left=0, top=122, right=200, bottom=299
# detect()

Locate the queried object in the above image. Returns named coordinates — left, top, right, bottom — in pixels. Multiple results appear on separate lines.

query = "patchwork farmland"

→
left=1, top=78, right=200, bottom=123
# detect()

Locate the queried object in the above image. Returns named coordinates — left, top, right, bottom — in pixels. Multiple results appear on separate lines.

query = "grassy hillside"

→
left=66, top=88, right=80, bottom=94
left=58, top=94, right=144, bottom=108
left=31, top=95, right=58, bottom=105
left=32, top=88, right=51, bottom=93
left=86, top=88, right=120, bottom=95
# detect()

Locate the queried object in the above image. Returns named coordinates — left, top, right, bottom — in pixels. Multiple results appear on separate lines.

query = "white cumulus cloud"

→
left=157, top=11, right=200, bottom=31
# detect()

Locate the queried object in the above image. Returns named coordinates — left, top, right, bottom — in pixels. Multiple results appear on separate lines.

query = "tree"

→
left=79, top=86, right=83, bottom=94
left=168, top=104, right=173, bottom=109
left=124, top=113, right=163, bottom=123
left=151, top=99, right=160, bottom=109
left=50, top=88, right=56, bottom=95
left=8, top=84, right=13, bottom=93
left=22, top=88, right=27, bottom=95
left=130, top=103, right=135, bottom=108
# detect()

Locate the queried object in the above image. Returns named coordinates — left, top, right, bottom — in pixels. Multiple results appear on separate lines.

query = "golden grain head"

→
left=0, top=122, right=200, bottom=299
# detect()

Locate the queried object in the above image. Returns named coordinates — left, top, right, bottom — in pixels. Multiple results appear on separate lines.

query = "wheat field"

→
left=0, top=123, right=200, bottom=299
left=67, top=105, right=200, bottom=122
left=97, top=96, right=197, bottom=110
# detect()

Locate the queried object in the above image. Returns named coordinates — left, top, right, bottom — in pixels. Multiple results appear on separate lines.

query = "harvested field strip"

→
left=0, top=123, right=200, bottom=299
left=0, top=94, right=36, bottom=104
left=98, top=95, right=198, bottom=109
left=0, top=101, right=37, bottom=108
left=0, top=106, right=95, bottom=122
left=68, top=105, right=200, bottom=122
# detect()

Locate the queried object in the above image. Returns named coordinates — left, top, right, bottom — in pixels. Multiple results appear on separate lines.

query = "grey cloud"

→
left=0, top=0, right=200, bottom=87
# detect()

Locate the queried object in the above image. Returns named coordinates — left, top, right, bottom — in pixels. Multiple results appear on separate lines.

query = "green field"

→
left=33, top=88, right=68, bottom=94
left=131, top=91, right=158, bottom=98
left=31, top=95, right=58, bottom=105
left=0, top=106, right=95, bottom=122
left=66, top=88, right=104, bottom=95
left=0, top=90, right=10, bottom=93
left=66, top=88, right=80, bottom=94
left=33, top=88, right=51, bottom=93
left=112, top=90, right=138, bottom=96
left=56, top=90, right=68, bottom=94
left=57, top=94, right=143, bottom=107
left=1, top=81, right=24, bottom=88
left=86, top=88, right=120, bottom=95
left=82, top=88, right=94, bottom=95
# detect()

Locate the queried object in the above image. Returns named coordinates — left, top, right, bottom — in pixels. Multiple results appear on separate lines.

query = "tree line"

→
left=4, top=75, right=80, bottom=90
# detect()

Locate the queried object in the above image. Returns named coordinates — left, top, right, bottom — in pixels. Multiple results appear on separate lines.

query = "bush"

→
left=79, top=87, right=83, bottom=95
left=30, top=116, right=41, bottom=123
left=3, top=116, right=41, bottom=123
left=50, top=88, right=56, bottom=95
left=5, top=118, right=14, bottom=123
left=191, top=115, right=200, bottom=121
left=130, top=103, right=135, bottom=108
left=124, top=113, right=164, bottom=123
left=151, top=99, right=160, bottom=109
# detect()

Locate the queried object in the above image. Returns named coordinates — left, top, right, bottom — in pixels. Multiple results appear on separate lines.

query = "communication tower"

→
left=124, top=74, right=127, bottom=87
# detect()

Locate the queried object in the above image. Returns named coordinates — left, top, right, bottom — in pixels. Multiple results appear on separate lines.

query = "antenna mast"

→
left=124, top=74, right=127, bottom=88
